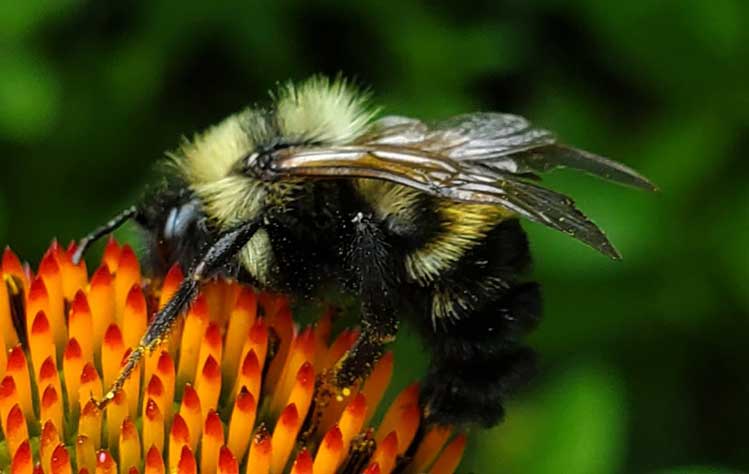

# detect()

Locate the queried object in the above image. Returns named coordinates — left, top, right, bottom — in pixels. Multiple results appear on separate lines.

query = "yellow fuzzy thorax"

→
left=274, top=76, right=376, bottom=144
left=171, top=76, right=376, bottom=228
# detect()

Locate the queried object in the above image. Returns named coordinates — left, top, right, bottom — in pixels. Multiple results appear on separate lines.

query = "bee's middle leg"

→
left=334, top=303, right=399, bottom=389
left=333, top=211, right=399, bottom=389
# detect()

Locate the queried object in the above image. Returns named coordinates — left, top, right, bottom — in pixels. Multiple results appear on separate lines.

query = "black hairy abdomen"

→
left=415, top=219, right=542, bottom=427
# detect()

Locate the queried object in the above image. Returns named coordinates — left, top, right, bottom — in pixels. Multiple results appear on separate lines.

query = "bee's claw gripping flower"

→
left=0, top=242, right=467, bottom=474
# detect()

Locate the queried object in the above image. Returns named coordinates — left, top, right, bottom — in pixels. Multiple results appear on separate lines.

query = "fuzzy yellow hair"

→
left=406, top=202, right=512, bottom=284
left=170, top=77, right=376, bottom=228
left=275, top=76, right=377, bottom=144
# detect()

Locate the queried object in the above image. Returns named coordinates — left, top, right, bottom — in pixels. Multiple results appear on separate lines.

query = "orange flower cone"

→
left=0, top=240, right=466, bottom=473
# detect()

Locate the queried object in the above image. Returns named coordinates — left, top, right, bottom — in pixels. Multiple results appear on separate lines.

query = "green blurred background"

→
left=1, top=1, right=747, bottom=473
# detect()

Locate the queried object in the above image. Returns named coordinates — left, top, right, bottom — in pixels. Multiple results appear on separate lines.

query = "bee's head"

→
left=135, top=182, right=212, bottom=275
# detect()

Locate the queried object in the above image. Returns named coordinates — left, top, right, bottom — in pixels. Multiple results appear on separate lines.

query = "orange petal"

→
left=271, top=327, right=315, bottom=414
left=40, top=421, right=61, bottom=474
left=429, top=434, right=467, bottom=474
left=29, top=310, right=54, bottom=380
left=338, top=392, right=367, bottom=456
left=76, top=436, right=97, bottom=474
left=145, top=445, right=165, bottom=474
left=177, top=446, right=197, bottom=474
left=7, top=346, right=33, bottom=419
left=39, top=250, right=66, bottom=354
left=223, top=287, right=257, bottom=386
left=50, top=443, right=72, bottom=474
left=5, top=404, right=28, bottom=459
left=271, top=403, right=301, bottom=473
left=246, top=318, right=269, bottom=369
left=405, top=426, right=453, bottom=474
left=194, top=355, right=221, bottom=417
left=202, top=280, right=239, bottom=324
left=2, top=247, right=27, bottom=288
left=361, top=351, right=394, bottom=424
left=376, top=382, right=420, bottom=453
left=263, top=305, right=293, bottom=391
left=196, top=322, right=223, bottom=400
left=79, top=362, right=103, bottom=406
left=38, top=356, right=62, bottom=411
left=371, top=431, right=398, bottom=474
left=79, top=400, right=103, bottom=450
left=160, top=264, right=184, bottom=307
left=57, top=242, right=87, bottom=301
left=105, top=390, right=129, bottom=454
left=218, top=446, right=239, bottom=474
left=119, top=417, right=142, bottom=474
left=177, top=294, right=209, bottom=388
left=155, top=351, right=176, bottom=422
left=102, top=323, right=125, bottom=390
left=120, top=348, right=141, bottom=420
left=227, top=387, right=256, bottom=461
left=313, top=425, right=345, bottom=474
left=246, top=427, right=272, bottom=474
left=179, top=384, right=203, bottom=452
left=160, top=264, right=184, bottom=359
left=114, top=245, right=141, bottom=324
left=95, top=449, right=117, bottom=474
left=285, top=361, right=315, bottom=426
left=122, top=284, right=147, bottom=350
left=233, top=349, right=261, bottom=403
left=63, top=338, right=84, bottom=410
left=0, top=375, right=20, bottom=429
left=145, top=375, right=168, bottom=422
left=102, top=237, right=122, bottom=273
left=169, top=414, right=191, bottom=473
left=69, top=291, right=94, bottom=363
left=35, top=386, right=57, bottom=426
left=142, top=398, right=165, bottom=455
left=290, top=449, right=313, bottom=474
left=10, top=440, right=32, bottom=474
left=89, top=265, right=116, bottom=359
left=0, top=257, right=20, bottom=349
left=200, top=410, right=224, bottom=474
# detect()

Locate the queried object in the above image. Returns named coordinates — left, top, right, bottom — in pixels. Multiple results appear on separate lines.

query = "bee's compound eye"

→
left=164, top=201, right=200, bottom=240
left=256, top=152, right=273, bottom=171
left=244, top=152, right=260, bottom=171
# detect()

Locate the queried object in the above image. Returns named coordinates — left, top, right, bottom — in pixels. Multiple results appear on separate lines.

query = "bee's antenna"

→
left=72, top=205, right=139, bottom=264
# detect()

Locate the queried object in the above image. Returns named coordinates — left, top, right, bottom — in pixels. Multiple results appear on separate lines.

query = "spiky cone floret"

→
left=0, top=240, right=467, bottom=474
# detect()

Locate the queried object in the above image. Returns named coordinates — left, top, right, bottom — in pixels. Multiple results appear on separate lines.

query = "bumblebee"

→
left=73, top=76, right=655, bottom=427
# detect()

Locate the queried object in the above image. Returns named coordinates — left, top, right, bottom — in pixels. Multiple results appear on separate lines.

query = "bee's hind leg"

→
left=332, top=212, right=399, bottom=391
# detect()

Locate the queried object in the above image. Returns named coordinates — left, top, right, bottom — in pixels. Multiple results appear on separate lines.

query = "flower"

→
left=0, top=240, right=466, bottom=474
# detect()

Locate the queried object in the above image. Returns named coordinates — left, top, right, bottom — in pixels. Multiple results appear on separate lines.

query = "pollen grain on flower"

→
left=0, top=240, right=466, bottom=473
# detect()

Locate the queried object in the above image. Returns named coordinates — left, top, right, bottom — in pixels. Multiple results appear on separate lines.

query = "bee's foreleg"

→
left=94, top=218, right=260, bottom=409
left=333, top=212, right=399, bottom=389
